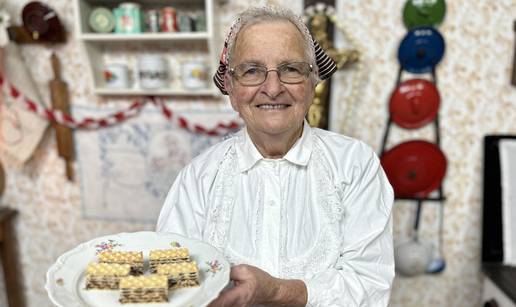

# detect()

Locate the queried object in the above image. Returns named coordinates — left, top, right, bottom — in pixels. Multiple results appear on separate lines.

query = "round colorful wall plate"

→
left=380, top=140, right=447, bottom=198
left=403, top=0, right=446, bottom=29
left=389, top=79, right=440, bottom=129
left=398, top=26, right=445, bottom=73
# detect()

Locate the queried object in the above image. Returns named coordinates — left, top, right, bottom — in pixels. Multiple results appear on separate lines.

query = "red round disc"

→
left=380, top=140, right=446, bottom=198
left=389, top=79, right=440, bottom=129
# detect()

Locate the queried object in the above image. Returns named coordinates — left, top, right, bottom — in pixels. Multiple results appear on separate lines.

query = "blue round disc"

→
left=398, top=26, right=445, bottom=73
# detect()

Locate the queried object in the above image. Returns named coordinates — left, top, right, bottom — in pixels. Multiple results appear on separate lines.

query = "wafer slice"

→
left=119, top=275, right=168, bottom=304
left=149, top=248, right=190, bottom=273
left=85, top=263, right=131, bottom=290
left=156, top=261, right=199, bottom=289
left=98, top=251, right=144, bottom=275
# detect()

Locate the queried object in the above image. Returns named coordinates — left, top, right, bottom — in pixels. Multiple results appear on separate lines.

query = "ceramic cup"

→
left=181, top=60, right=208, bottom=89
left=104, top=63, right=130, bottom=88
left=137, top=55, right=168, bottom=89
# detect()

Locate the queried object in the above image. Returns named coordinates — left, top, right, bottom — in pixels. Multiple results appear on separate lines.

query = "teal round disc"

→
left=89, top=7, right=115, bottom=33
left=403, top=0, right=446, bottom=29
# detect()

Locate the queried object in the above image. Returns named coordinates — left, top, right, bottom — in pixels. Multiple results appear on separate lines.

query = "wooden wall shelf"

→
left=74, top=0, right=222, bottom=97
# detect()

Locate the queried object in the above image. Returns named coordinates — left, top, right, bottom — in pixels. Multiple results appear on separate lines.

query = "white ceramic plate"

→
left=46, top=231, right=230, bottom=307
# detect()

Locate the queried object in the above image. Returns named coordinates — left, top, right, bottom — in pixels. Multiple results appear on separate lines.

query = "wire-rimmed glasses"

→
left=229, top=62, right=313, bottom=86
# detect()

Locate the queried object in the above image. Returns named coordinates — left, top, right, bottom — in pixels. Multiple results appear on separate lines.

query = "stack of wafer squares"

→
left=149, top=248, right=190, bottom=273
left=84, top=247, right=199, bottom=304
left=119, top=275, right=169, bottom=304
left=156, top=261, right=200, bottom=289
left=98, top=251, right=144, bottom=275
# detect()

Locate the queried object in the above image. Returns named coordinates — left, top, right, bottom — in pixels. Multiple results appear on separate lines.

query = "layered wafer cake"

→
left=156, top=261, right=200, bottom=289
left=149, top=248, right=190, bottom=273
left=119, top=275, right=168, bottom=304
left=85, top=263, right=131, bottom=290
left=98, top=251, right=144, bottom=275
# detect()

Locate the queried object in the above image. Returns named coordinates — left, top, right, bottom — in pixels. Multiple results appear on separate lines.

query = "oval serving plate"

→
left=46, top=231, right=230, bottom=307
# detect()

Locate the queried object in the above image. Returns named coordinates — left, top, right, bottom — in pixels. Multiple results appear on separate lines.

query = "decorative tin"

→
left=178, top=13, right=192, bottom=32
left=144, top=9, right=160, bottom=33
left=161, top=7, right=178, bottom=32
left=397, top=26, right=445, bottom=73
left=114, top=2, right=142, bottom=34
left=193, top=12, right=206, bottom=32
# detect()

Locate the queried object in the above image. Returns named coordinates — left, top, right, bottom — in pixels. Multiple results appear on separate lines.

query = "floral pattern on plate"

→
left=94, top=239, right=122, bottom=254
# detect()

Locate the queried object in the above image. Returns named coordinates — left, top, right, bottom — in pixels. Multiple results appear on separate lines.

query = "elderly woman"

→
left=157, top=5, right=394, bottom=307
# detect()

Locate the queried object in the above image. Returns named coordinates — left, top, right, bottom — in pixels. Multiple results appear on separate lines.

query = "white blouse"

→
left=157, top=121, right=394, bottom=306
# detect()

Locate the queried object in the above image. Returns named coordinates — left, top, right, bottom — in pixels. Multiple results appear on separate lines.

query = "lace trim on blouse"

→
left=205, top=135, right=348, bottom=278
left=279, top=142, right=345, bottom=279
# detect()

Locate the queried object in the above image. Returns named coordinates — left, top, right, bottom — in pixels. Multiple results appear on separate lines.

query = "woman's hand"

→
left=208, top=264, right=307, bottom=307
left=208, top=264, right=278, bottom=307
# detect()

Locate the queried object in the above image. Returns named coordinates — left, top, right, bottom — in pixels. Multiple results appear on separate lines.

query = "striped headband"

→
left=213, top=18, right=337, bottom=95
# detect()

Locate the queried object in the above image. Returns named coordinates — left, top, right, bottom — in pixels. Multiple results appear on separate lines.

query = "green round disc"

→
left=89, top=7, right=115, bottom=33
left=403, top=0, right=446, bottom=29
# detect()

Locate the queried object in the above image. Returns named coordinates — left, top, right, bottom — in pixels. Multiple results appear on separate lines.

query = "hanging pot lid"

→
left=389, top=79, right=440, bottom=129
left=398, top=26, right=445, bottom=73
left=22, top=1, right=64, bottom=42
left=403, top=0, right=446, bottom=29
left=380, top=140, right=446, bottom=198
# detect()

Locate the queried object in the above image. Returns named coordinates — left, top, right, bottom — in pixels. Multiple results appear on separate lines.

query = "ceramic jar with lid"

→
left=181, top=60, right=208, bottom=89
left=104, top=63, right=130, bottom=88
left=138, top=55, right=169, bottom=89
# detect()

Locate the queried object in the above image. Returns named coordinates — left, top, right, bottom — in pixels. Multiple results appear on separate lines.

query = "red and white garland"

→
left=152, top=97, right=240, bottom=136
left=0, top=75, right=241, bottom=136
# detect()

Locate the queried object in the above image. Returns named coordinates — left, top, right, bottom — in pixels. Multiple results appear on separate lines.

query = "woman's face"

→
left=226, top=21, right=315, bottom=140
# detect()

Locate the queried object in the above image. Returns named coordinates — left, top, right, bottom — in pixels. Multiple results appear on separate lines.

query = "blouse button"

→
left=269, top=201, right=276, bottom=207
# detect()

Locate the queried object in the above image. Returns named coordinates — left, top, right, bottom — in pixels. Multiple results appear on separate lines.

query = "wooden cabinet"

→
left=483, top=265, right=516, bottom=307
left=73, top=0, right=221, bottom=96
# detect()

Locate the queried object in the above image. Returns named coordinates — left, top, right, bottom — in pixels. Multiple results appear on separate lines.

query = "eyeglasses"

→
left=229, top=62, right=313, bottom=86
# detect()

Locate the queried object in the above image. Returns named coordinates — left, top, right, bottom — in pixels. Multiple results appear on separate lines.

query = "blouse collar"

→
left=236, top=120, right=313, bottom=172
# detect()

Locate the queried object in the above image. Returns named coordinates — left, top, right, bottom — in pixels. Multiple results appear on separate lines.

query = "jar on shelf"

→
left=178, top=12, right=193, bottom=32
left=114, top=2, right=142, bottom=34
left=181, top=60, right=208, bottom=89
left=137, top=55, right=169, bottom=89
left=161, top=7, right=178, bottom=32
left=144, top=9, right=160, bottom=33
left=193, top=11, right=206, bottom=32
left=104, top=63, right=130, bottom=88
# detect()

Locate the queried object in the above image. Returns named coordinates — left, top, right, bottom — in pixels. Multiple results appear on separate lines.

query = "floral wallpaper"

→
left=0, top=0, right=515, bottom=306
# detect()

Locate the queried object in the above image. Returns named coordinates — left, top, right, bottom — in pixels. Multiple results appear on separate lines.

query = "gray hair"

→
left=225, top=6, right=319, bottom=81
